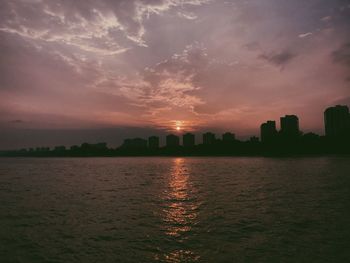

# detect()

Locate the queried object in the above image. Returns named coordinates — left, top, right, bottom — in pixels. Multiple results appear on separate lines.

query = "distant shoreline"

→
left=1, top=153, right=350, bottom=158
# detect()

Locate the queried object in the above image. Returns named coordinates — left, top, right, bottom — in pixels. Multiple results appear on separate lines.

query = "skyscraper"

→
left=183, top=133, right=195, bottom=147
left=280, top=115, right=300, bottom=138
left=148, top=136, right=159, bottom=149
left=166, top=134, right=180, bottom=147
left=222, top=132, right=235, bottom=142
left=324, top=105, right=350, bottom=138
left=203, top=132, right=216, bottom=145
left=260, top=120, right=277, bottom=143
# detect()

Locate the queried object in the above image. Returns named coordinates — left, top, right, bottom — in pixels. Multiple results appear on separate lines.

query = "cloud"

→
left=9, top=119, right=24, bottom=123
left=332, top=43, right=350, bottom=67
left=321, top=16, right=332, bottom=22
left=118, top=43, right=208, bottom=115
left=0, top=0, right=209, bottom=55
left=177, top=11, right=198, bottom=20
left=298, top=32, right=313, bottom=38
left=244, top=42, right=261, bottom=51
left=334, top=96, right=350, bottom=105
left=259, top=50, right=296, bottom=68
left=1, top=0, right=350, bottom=147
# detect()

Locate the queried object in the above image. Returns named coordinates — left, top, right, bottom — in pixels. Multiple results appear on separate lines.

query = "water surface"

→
left=0, top=157, right=349, bottom=262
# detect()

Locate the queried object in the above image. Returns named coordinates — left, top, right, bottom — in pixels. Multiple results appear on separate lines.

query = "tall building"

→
left=280, top=115, right=300, bottom=137
left=260, top=120, right=277, bottom=143
left=94, top=143, right=107, bottom=149
left=324, top=105, right=350, bottom=138
left=148, top=136, right=159, bottom=149
left=183, top=133, right=195, bottom=147
left=222, top=132, right=235, bottom=142
left=203, top=132, right=216, bottom=145
left=166, top=134, right=180, bottom=147
left=250, top=136, right=259, bottom=142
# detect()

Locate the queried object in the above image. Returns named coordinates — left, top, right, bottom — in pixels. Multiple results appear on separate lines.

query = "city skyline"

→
left=120, top=104, right=350, bottom=148
left=1, top=0, right=350, bottom=149
left=2, top=104, right=349, bottom=151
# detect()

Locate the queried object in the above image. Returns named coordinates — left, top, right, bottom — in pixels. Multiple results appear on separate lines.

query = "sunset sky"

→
left=1, top=0, right=350, bottom=149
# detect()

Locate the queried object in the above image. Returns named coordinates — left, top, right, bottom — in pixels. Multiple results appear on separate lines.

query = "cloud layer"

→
left=1, top=0, right=350, bottom=148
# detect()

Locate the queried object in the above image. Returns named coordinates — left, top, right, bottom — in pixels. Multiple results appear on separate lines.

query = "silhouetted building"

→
left=203, top=132, right=216, bottom=145
left=222, top=132, right=235, bottom=142
left=148, top=136, right=160, bottom=149
left=35, top=147, right=49, bottom=152
left=183, top=133, right=195, bottom=147
left=324, top=105, right=350, bottom=138
left=122, top=138, right=147, bottom=148
left=79, top=143, right=108, bottom=152
left=94, top=143, right=107, bottom=149
left=166, top=134, right=180, bottom=147
left=280, top=115, right=300, bottom=137
left=249, top=136, right=259, bottom=142
left=70, top=145, right=79, bottom=151
left=302, top=132, right=320, bottom=141
left=260, top=120, right=277, bottom=143
left=54, top=146, right=66, bottom=151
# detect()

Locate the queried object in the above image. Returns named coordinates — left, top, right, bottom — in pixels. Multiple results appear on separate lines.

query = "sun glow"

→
left=175, top=120, right=182, bottom=131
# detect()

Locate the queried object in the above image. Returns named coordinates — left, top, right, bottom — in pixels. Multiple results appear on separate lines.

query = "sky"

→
left=1, top=0, right=350, bottom=149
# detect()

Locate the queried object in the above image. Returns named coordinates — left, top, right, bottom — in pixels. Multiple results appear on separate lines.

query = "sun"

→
left=175, top=120, right=182, bottom=131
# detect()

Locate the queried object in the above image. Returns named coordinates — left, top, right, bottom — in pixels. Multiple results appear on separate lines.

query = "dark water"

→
left=0, top=157, right=349, bottom=262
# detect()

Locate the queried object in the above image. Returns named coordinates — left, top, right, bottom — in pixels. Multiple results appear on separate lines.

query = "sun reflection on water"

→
left=159, top=158, right=200, bottom=262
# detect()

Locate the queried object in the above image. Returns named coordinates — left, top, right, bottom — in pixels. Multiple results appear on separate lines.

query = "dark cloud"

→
left=9, top=120, right=24, bottom=123
left=259, top=50, right=296, bottom=68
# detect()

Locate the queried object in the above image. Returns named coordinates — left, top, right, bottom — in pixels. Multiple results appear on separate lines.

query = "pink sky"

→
left=0, top=0, right=350, bottom=149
